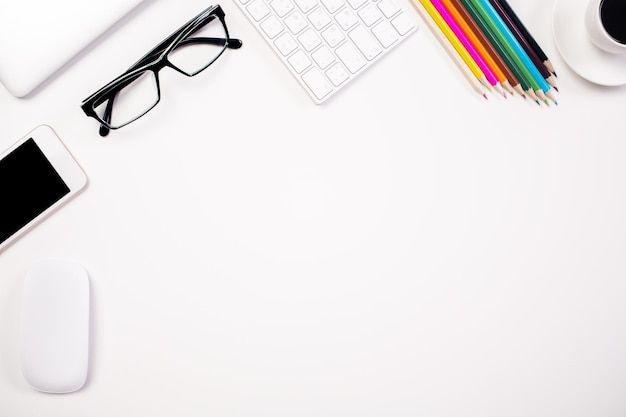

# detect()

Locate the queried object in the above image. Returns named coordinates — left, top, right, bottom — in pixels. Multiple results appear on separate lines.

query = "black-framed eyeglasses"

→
left=81, top=4, right=242, bottom=137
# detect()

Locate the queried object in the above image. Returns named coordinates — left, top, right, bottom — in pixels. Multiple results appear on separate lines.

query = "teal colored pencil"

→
left=466, top=0, right=554, bottom=102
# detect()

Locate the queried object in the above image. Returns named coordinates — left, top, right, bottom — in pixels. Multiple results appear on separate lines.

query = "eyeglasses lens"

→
left=167, top=15, right=229, bottom=76
left=93, top=71, right=159, bottom=129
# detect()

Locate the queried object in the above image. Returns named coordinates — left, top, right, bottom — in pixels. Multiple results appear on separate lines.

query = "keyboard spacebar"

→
left=302, top=68, right=333, bottom=100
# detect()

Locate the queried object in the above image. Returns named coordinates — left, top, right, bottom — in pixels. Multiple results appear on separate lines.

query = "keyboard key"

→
left=320, top=0, right=345, bottom=13
left=358, top=4, right=382, bottom=26
left=288, top=50, right=313, bottom=73
left=346, top=0, right=367, bottom=9
left=260, top=15, right=285, bottom=38
left=321, top=24, right=345, bottom=47
left=308, top=7, right=331, bottom=30
left=377, top=0, right=400, bottom=18
left=325, top=62, right=349, bottom=86
left=349, top=25, right=382, bottom=59
left=298, top=28, right=322, bottom=51
left=271, top=0, right=295, bottom=16
left=336, top=42, right=365, bottom=73
left=294, top=0, right=318, bottom=13
left=302, top=68, right=333, bottom=99
left=391, top=12, right=415, bottom=35
left=311, top=45, right=335, bottom=68
left=247, top=0, right=271, bottom=21
left=335, top=8, right=359, bottom=30
left=274, top=32, right=299, bottom=55
left=371, top=20, right=398, bottom=47
left=284, top=11, right=308, bottom=34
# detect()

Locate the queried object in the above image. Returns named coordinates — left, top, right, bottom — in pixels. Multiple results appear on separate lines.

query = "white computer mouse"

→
left=21, top=259, right=90, bottom=393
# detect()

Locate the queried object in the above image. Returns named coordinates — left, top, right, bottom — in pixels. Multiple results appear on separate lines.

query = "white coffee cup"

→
left=585, top=0, right=626, bottom=54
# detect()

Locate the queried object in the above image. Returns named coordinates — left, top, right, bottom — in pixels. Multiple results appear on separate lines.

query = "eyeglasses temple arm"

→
left=177, top=37, right=243, bottom=49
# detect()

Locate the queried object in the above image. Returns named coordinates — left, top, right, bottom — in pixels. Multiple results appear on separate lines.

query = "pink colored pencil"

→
left=429, top=0, right=500, bottom=88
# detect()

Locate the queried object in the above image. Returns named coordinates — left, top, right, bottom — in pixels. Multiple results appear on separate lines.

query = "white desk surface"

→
left=1, top=0, right=626, bottom=415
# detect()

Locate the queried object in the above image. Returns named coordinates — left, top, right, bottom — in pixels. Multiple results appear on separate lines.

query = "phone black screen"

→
left=0, top=138, right=70, bottom=243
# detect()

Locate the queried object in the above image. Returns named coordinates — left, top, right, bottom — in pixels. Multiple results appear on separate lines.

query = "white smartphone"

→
left=0, top=125, right=87, bottom=252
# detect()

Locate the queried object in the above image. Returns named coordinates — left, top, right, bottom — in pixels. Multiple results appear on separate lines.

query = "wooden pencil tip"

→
left=483, top=94, right=488, bottom=100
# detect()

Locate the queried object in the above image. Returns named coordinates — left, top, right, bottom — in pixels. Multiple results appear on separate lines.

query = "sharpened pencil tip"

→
left=535, top=100, right=540, bottom=106
left=483, top=94, right=488, bottom=100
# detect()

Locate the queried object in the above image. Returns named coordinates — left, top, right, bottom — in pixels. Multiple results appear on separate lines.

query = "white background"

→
left=1, top=0, right=626, bottom=415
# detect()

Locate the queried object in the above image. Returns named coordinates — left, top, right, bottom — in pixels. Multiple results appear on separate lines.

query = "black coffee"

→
left=600, top=0, right=626, bottom=44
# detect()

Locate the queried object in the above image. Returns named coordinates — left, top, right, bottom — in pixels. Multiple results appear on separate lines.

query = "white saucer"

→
left=553, top=0, right=626, bottom=86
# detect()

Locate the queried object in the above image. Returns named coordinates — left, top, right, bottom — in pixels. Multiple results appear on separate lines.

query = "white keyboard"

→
left=236, top=0, right=418, bottom=103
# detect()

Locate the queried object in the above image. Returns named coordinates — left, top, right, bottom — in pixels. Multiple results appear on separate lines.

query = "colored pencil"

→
left=449, top=0, right=523, bottom=96
left=491, top=0, right=557, bottom=75
left=412, top=0, right=488, bottom=98
left=466, top=0, right=556, bottom=103
left=458, top=0, right=540, bottom=103
left=442, top=0, right=517, bottom=95
left=429, top=0, right=505, bottom=95
left=414, top=0, right=493, bottom=92
left=489, top=0, right=558, bottom=90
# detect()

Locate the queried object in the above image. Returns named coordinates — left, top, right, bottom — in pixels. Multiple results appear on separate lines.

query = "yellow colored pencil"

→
left=411, top=0, right=491, bottom=92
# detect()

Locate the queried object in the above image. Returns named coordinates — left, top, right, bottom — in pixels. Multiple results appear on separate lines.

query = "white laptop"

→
left=0, top=0, right=147, bottom=97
